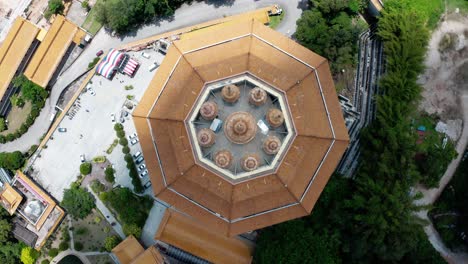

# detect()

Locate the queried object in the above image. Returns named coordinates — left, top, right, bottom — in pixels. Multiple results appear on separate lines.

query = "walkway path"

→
left=0, top=0, right=305, bottom=153
left=416, top=92, right=468, bottom=263
left=89, top=189, right=126, bottom=239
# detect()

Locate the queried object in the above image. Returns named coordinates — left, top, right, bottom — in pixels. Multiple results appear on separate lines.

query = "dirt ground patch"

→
left=418, top=14, right=468, bottom=141
left=72, top=209, right=118, bottom=252
left=26, top=0, right=48, bottom=26
left=0, top=100, right=32, bottom=135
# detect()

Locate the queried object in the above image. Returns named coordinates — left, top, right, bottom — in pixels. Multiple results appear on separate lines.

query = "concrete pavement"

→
left=0, top=0, right=305, bottom=153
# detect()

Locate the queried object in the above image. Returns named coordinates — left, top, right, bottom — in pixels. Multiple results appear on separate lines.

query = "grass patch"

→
left=397, top=0, right=444, bottom=29
left=269, top=12, right=285, bottom=29
left=81, top=0, right=103, bottom=35
left=0, top=99, right=32, bottom=135
left=447, top=0, right=468, bottom=13
left=92, top=156, right=106, bottom=163
left=106, top=139, right=118, bottom=154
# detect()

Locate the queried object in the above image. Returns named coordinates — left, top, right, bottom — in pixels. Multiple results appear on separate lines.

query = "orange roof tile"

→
left=134, top=19, right=349, bottom=236
left=24, top=15, right=85, bottom=87
left=155, top=209, right=253, bottom=264
left=0, top=17, right=39, bottom=100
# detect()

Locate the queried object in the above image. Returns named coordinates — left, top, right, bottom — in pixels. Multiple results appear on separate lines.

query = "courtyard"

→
left=31, top=48, right=165, bottom=200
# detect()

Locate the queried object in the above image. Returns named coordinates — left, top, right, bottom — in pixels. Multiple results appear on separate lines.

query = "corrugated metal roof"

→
left=134, top=19, right=349, bottom=236
left=0, top=17, right=39, bottom=100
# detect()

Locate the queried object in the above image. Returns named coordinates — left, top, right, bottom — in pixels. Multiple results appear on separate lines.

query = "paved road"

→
left=0, top=0, right=305, bottom=153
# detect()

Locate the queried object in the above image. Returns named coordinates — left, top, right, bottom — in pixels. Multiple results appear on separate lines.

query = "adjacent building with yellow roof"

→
left=24, top=15, right=86, bottom=88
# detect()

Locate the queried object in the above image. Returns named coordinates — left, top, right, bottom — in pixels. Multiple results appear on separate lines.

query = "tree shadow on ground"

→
left=297, top=0, right=309, bottom=11
left=196, top=0, right=236, bottom=8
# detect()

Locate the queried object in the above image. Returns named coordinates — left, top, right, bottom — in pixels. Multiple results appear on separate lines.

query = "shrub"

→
left=80, top=162, right=92, bottom=175
left=62, top=230, right=70, bottom=242
left=48, top=248, right=59, bottom=257
left=119, top=138, right=128, bottom=146
left=59, top=241, right=69, bottom=251
left=76, top=227, right=88, bottom=235
left=88, top=57, right=100, bottom=69
left=92, top=156, right=106, bottom=163
left=122, top=146, right=130, bottom=154
left=103, top=226, right=111, bottom=233
left=75, top=241, right=83, bottom=251
left=90, top=180, right=105, bottom=194
left=124, top=85, right=134, bottom=90
left=81, top=0, right=90, bottom=10
left=126, top=95, right=135, bottom=100
left=41, top=260, right=50, bottom=264
left=0, top=118, right=6, bottom=132
left=105, top=166, right=115, bottom=183
left=104, top=236, right=121, bottom=252
left=123, top=223, right=142, bottom=238
left=94, top=216, right=102, bottom=224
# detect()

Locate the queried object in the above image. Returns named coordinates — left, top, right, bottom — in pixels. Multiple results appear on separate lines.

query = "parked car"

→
left=141, top=52, right=150, bottom=59
left=133, top=151, right=142, bottom=159
left=96, top=50, right=104, bottom=56
left=139, top=170, right=148, bottom=178
left=144, top=181, right=152, bottom=189
left=88, top=88, right=96, bottom=96
left=130, top=138, right=139, bottom=145
left=135, top=156, right=144, bottom=164
left=128, top=132, right=137, bottom=140
left=110, top=113, right=115, bottom=123
left=58, top=127, right=67, bottom=132
left=80, top=154, right=85, bottom=163
left=148, top=62, right=159, bottom=72
left=138, top=164, right=146, bottom=171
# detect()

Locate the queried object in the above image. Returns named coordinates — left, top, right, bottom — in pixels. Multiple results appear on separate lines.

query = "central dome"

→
left=224, top=111, right=257, bottom=144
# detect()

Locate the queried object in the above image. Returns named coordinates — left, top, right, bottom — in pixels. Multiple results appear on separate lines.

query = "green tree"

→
left=105, top=166, right=115, bottom=183
left=61, top=185, right=95, bottom=219
left=0, top=151, right=25, bottom=170
left=104, top=236, right=121, bottom=252
left=81, top=0, right=90, bottom=10
left=0, top=118, right=6, bottom=132
left=80, top=162, right=92, bottom=175
left=74, top=241, right=83, bottom=251
left=47, top=248, right=58, bottom=257
left=13, top=76, right=47, bottom=103
left=119, top=138, right=128, bottom=146
left=48, top=0, right=64, bottom=15
left=90, top=180, right=105, bottom=194
left=123, top=223, right=142, bottom=238
left=58, top=241, right=69, bottom=251
left=20, top=247, right=39, bottom=264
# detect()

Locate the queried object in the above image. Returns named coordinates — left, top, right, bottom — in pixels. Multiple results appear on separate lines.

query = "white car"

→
left=110, top=113, right=115, bottom=123
left=89, top=89, right=96, bottom=96
left=138, top=164, right=146, bottom=172
left=139, top=170, right=148, bottom=178
left=130, top=138, right=139, bottom=145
